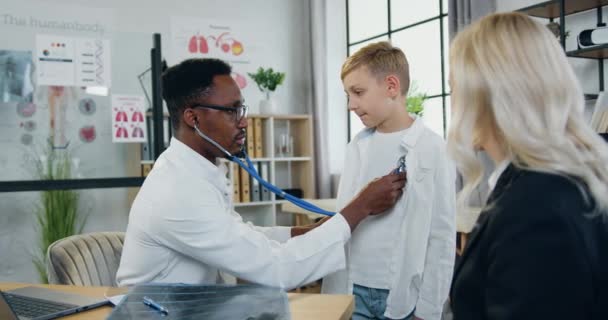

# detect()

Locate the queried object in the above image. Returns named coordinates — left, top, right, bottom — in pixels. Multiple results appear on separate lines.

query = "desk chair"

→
left=46, top=232, right=125, bottom=286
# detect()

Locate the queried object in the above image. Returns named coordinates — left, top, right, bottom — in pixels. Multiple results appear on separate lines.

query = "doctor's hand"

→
left=340, top=172, right=407, bottom=231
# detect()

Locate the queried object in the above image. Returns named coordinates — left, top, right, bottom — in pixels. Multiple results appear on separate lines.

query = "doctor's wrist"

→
left=340, top=201, right=369, bottom=231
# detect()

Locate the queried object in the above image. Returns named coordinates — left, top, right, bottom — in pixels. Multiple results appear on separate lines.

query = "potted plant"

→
left=406, top=82, right=427, bottom=116
left=247, top=67, right=285, bottom=114
left=31, top=146, right=87, bottom=283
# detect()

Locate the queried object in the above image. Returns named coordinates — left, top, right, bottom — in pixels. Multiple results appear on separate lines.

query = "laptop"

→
left=0, top=290, right=18, bottom=320
left=1, top=286, right=108, bottom=320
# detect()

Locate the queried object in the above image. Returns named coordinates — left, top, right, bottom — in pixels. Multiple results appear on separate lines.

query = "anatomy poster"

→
left=111, top=94, right=146, bottom=143
left=36, top=34, right=111, bottom=88
left=170, top=17, right=261, bottom=95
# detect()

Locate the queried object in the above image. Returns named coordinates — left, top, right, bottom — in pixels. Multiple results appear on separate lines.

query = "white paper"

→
left=112, top=94, right=147, bottom=143
left=106, top=294, right=126, bottom=306
left=75, top=38, right=111, bottom=88
left=36, top=34, right=111, bottom=88
left=36, top=34, right=76, bottom=86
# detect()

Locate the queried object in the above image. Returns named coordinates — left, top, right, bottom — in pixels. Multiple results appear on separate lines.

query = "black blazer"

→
left=451, top=165, right=607, bottom=320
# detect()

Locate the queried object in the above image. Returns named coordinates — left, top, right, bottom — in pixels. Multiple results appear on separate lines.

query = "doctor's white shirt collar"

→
left=169, top=137, right=229, bottom=188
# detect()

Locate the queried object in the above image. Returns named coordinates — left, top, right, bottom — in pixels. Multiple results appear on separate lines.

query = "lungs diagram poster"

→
left=170, top=17, right=260, bottom=98
left=111, top=94, right=146, bottom=143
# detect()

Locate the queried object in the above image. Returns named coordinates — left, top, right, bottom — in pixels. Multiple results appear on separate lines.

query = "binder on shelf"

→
left=253, top=118, right=264, bottom=158
left=239, top=167, right=251, bottom=203
left=141, top=161, right=154, bottom=177
left=246, top=118, right=255, bottom=156
left=232, top=163, right=241, bottom=203
left=250, top=167, right=261, bottom=202
left=259, top=162, right=271, bottom=201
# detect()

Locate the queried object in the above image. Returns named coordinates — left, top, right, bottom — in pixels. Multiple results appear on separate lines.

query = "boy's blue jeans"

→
left=352, top=284, right=414, bottom=320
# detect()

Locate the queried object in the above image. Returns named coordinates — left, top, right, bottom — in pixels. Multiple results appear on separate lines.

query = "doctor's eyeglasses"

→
left=192, top=104, right=249, bottom=123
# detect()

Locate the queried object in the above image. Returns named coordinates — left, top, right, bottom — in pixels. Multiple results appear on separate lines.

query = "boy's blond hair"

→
left=341, top=41, right=410, bottom=95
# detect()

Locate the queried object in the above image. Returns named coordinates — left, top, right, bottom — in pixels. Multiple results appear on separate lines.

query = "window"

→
left=346, top=0, right=450, bottom=139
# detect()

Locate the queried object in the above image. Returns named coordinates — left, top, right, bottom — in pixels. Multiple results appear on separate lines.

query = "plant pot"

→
left=259, top=98, right=277, bottom=114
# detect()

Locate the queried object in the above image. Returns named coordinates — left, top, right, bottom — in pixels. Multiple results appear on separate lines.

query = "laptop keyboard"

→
left=3, top=293, right=76, bottom=319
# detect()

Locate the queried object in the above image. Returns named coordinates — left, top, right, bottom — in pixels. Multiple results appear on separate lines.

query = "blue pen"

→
left=143, top=296, right=169, bottom=315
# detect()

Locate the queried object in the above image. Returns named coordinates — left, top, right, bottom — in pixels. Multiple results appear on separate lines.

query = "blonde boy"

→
left=322, top=42, right=456, bottom=320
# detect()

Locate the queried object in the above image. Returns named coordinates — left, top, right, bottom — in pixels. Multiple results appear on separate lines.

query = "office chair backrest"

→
left=46, top=232, right=125, bottom=286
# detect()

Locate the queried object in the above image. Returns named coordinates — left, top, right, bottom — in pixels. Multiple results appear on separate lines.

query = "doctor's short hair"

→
left=162, top=58, right=232, bottom=129
left=341, top=41, right=410, bottom=95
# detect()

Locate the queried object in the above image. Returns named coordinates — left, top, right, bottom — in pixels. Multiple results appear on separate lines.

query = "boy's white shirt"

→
left=322, top=116, right=456, bottom=320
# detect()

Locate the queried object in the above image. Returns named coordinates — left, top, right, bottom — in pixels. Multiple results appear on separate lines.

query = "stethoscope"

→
left=194, top=124, right=338, bottom=216
left=394, top=155, right=407, bottom=174
left=194, top=124, right=408, bottom=217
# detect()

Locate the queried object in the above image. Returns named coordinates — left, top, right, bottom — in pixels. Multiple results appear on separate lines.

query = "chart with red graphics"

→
left=111, top=94, right=146, bottom=143
left=170, top=17, right=260, bottom=93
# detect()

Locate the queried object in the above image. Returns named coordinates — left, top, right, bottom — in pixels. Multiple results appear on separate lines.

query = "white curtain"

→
left=449, top=0, right=497, bottom=210
left=307, top=0, right=332, bottom=198
left=449, top=0, right=496, bottom=40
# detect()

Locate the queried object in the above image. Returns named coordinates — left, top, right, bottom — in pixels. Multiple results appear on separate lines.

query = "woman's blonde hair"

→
left=448, top=12, right=608, bottom=213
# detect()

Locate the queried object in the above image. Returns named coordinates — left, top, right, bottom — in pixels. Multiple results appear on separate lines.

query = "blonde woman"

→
left=448, top=13, right=608, bottom=320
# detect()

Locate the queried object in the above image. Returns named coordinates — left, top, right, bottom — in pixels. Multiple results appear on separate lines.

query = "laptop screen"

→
left=0, top=291, right=18, bottom=320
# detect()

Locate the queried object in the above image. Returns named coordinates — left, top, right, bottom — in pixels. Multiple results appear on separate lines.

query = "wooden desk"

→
left=1, top=282, right=354, bottom=320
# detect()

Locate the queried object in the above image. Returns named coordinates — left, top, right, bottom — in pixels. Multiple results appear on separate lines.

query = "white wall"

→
left=0, top=0, right=313, bottom=283
left=325, top=0, right=348, bottom=176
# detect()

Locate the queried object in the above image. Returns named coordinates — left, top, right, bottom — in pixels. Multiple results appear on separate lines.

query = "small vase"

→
left=259, top=91, right=276, bottom=114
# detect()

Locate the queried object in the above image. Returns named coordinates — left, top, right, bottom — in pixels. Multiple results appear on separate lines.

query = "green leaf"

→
left=29, top=145, right=84, bottom=283
left=405, top=81, right=427, bottom=116
left=247, top=67, right=286, bottom=93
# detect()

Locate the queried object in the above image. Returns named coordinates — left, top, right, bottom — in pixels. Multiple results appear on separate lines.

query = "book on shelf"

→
left=232, top=162, right=241, bottom=203
left=253, top=117, right=264, bottom=158
left=250, top=164, right=261, bottom=202
left=239, top=166, right=250, bottom=203
left=259, top=162, right=271, bottom=201
left=246, top=118, right=255, bottom=156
